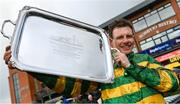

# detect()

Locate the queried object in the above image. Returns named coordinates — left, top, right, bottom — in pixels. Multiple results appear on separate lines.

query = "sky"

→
left=0, top=0, right=144, bottom=103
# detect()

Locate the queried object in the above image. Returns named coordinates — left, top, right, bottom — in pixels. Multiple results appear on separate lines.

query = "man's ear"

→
left=109, top=38, right=113, bottom=47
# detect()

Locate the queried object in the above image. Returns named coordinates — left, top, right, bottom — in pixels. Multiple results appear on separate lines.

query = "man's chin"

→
left=121, top=50, right=132, bottom=54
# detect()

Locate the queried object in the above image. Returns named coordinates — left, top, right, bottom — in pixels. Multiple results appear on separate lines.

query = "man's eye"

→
left=116, top=36, right=124, bottom=40
left=127, top=35, right=133, bottom=39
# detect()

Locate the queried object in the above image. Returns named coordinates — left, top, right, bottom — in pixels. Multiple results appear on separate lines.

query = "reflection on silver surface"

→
left=19, top=16, right=106, bottom=77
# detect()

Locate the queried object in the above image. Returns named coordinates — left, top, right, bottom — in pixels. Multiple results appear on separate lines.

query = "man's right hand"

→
left=3, top=46, right=14, bottom=69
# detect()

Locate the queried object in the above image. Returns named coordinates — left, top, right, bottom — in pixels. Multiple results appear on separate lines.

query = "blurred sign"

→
left=156, top=49, right=180, bottom=62
left=140, top=36, right=180, bottom=55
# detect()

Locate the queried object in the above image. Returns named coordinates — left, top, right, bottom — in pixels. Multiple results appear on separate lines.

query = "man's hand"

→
left=114, top=51, right=131, bottom=68
left=3, top=46, right=14, bottom=69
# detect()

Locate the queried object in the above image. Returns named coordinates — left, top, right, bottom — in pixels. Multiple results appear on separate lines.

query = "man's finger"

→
left=8, top=61, right=15, bottom=69
left=6, top=45, right=11, bottom=51
left=4, top=51, right=12, bottom=64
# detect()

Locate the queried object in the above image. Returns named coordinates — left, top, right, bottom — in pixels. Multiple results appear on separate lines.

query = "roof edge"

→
left=99, top=0, right=157, bottom=28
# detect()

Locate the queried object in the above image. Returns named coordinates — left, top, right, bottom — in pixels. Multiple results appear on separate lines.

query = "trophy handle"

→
left=1, top=20, right=16, bottom=40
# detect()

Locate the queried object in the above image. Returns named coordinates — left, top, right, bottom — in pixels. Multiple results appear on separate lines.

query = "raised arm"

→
left=29, top=72, right=99, bottom=97
left=3, top=46, right=99, bottom=98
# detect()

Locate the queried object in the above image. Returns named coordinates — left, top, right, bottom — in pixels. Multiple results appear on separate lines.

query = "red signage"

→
left=155, top=49, right=180, bottom=62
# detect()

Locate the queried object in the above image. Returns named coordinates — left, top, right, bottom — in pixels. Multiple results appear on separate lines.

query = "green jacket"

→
left=30, top=53, right=179, bottom=103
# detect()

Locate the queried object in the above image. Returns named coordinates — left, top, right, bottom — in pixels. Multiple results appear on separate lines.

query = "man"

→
left=4, top=19, right=179, bottom=103
left=100, top=19, right=179, bottom=103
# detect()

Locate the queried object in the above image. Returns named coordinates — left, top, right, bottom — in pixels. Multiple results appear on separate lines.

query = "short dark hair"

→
left=108, top=19, right=134, bottom=38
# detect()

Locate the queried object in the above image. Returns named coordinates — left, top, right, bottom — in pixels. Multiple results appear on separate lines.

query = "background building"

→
left=100, top=0, right=180, bottom=72
left=8, top=68, right=60, bottom=103
left=8, top=68, right=41, bottom=103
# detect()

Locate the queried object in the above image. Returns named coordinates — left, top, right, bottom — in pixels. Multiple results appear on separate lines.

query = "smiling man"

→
left=4, top=19, right=179, bottom=103
left=100, top=19, right=179, bottom=103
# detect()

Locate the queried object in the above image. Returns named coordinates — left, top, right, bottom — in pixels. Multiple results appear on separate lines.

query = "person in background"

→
left=4, top=19, right=179, bottom=103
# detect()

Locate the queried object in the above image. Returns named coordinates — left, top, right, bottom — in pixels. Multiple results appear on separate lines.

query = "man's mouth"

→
left=122, top=46, right=130, bottom=51
left=120, top=43, right=132, bottom=51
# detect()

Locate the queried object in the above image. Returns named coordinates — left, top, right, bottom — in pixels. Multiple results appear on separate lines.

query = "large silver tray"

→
left=1, top=6, right=114, bottom=83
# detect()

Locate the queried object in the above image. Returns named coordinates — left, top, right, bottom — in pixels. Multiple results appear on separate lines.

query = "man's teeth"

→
left=122, top=46, right=130, bottom=49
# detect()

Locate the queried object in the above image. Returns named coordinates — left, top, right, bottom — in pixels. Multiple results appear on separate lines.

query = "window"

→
left=141, top=40, right=155, bottom=50
left=140, top=32, right=168, bottom=50
left=132, top=3, right=175, bottom=32
left=168, top=29, right=180, bottom=39
left=155, top=38, right=161, bottom=45
left=158, top=5, right=175, bottom=20
left=133, top=19, right=147, bottom=32
left=153, top=32, right=166, bottom=39
left=174, top=25, right=180, bottom=30
left=13, top=74, right=21, bottom=103
left=167, top=29, right=173, bottom=33
left=165, top=3, right=171, bottom=7
left=140, top=40, right=145, bottom=44
left=161, top=36, right=168, bottom=42
left=151, top=10, right=157, bottom=14
left=34, top=79, right=39, bottom=92
left=177, top=0, right=180, bottom=7
left=145, top=13, right=161, bottom=26
left=140, top=37, right=155, bottom=50
left=132, top=19, right=137, bottom=23
left=146, top=37, right=153, bottom=42
left=140, top=25, right=180, bottom=51
left=158, top=7, right=164, bottom=11
left=132, top=47, right=138, bottom=53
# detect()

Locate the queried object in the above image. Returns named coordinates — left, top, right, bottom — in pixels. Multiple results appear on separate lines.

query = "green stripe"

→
left=103, top=87, right=159, bottom=103
left=101, top=76, right=136, bottom=90
left=80, top=80, right=91, bottom=94
left=130, top=53, right=147, bottom=63
left=140, top=87, right=159, bottom=99
left=62, top=77, right=76, bottom=97
left=126, top=64, right=161, bottom=87
left=29, top=72, right=58, bottom=89
left=166, top=70, right=179, bottom=92
left=114, top=63, right=121, bottom=69
left=139, top=67, right=161, bottom=86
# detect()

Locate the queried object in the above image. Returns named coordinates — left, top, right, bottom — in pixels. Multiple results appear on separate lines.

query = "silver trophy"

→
left=1, top=6, right=114, bottom=83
